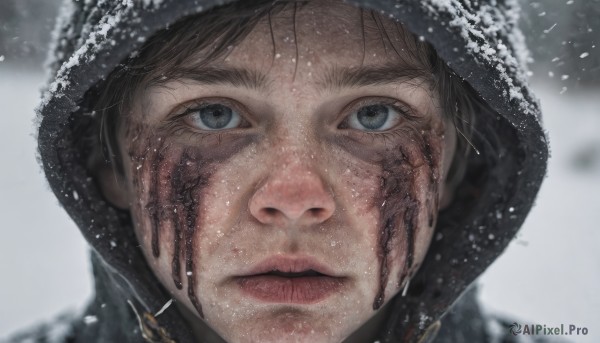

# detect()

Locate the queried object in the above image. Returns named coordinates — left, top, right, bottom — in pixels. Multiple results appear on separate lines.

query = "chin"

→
left=227, top=326, right=342, bottom=343
left=212, top=308, right=352, bottom=343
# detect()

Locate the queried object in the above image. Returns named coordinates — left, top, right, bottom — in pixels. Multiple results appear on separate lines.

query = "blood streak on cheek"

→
left=128, top=126, right=213, bottom=319
left=372, top=129, right=442, bottom=310
left=168, top=148, right=209, bottom=318
left=146, top=141, right=167, bottom=258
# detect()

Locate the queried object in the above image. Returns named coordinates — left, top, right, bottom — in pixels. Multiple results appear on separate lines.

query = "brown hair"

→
left=85, top=0, right=481, bottom=191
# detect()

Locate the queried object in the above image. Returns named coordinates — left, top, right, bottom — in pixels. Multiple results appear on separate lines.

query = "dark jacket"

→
left=9, top=0, right=549, bottom=342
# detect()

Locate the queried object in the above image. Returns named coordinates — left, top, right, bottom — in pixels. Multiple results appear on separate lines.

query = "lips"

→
left=234, top=256, right=346, bottom=304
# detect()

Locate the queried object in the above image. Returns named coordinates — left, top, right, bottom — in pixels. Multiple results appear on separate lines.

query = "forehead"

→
left=181, top=1, right=431, bottom=85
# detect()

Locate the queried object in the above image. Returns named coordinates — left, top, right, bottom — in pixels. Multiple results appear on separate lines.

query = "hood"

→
left=37, top=0, right=548, bottom=342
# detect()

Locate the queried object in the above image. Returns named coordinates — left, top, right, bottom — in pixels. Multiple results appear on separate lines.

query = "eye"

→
left=184, top=103, right=242, bottom=131
left=346, top=104, right=401, bottom=131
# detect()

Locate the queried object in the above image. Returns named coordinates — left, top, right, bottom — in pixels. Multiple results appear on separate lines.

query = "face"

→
left=102, top=2, right=456, bottom=342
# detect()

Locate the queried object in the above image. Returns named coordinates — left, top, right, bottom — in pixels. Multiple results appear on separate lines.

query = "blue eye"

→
left=186, top=103, right=241, bottom=130
left=347, top=104, right=401, bottom=131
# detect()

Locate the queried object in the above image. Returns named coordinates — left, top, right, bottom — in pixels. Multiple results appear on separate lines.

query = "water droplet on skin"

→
left=187, top=271, right=193, bottom=276
left=275, top=53, right=281, bottom=59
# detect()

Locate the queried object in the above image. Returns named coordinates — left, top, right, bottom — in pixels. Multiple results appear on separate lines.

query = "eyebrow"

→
left=157, top=66, right=269, bottom=91
left=318, top=63, right=432, bottom=91
left=158, top=62, right=431, bottom=92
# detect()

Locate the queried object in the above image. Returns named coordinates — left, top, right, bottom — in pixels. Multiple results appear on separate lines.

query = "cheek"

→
left=126, top=128, right=213, bottom=319
left=372, top=129, right=445, bottom=309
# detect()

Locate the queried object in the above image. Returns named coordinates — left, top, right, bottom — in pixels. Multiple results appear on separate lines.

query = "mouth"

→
left=234, top=256, right=346, bottom=304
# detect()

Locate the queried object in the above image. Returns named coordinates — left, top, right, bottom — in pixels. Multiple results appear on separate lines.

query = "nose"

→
left=249, top=165, right=335, bottom=227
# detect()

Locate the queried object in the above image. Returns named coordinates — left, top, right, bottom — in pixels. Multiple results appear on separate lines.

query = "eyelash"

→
left=337, top=97, right=419, bottom=144
left=163, top=99, right=249, bottom=142
left=164, top=97, right=418, bottom=143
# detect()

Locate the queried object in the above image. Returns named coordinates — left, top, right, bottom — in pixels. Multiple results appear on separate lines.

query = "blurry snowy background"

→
left=0, top=0, right=598, bottom=341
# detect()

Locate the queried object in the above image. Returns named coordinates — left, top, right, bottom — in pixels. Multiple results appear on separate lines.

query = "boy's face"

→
left=103, top=2, right=456, bottom=342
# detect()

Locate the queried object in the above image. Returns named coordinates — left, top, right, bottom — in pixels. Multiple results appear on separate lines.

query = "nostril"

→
left=309, top=208, right=325, bottom=217
left=255, top=207, right=282, bottom=224
left=264, top=208, right=278, bottom=216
